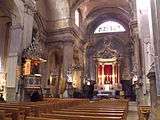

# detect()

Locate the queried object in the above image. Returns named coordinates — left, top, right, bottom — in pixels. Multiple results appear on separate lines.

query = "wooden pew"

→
left=0, top=110, right=5, bottom=120
left=41, top=113, right=123, bottom=120
left=50, top=111, right=124, bottom=119
left=26, top=117, right=63, bottom=120
left=53, top=107, right=126, bottom=119
left=0, top=98, right=128, bottom=120
left=52, top=109, right=125, bottom=113
left=0, top=107, right=22, bottom=120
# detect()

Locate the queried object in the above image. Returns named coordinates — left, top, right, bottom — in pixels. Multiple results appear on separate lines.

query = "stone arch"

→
left=83, top=7, right=130, bottom=40
left=34, top=13, right=46, bottom=33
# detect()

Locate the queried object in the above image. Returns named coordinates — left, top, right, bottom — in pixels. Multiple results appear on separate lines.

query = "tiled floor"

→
left=127, top=102, right=139, bottom=120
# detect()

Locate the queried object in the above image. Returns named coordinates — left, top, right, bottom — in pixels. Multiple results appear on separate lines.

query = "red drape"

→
left=104, top=65, right=112, bottom=84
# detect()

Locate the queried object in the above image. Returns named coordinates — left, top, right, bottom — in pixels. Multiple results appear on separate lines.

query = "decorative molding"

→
left=8, top=53, right=18, bottom=57
left=10, top=24, right=23, bottom=30
left=47, top=27, right=83, bottom=42
left=23, top=0, right=36, bottom=15
left=22, top=31, right=46, bottom=60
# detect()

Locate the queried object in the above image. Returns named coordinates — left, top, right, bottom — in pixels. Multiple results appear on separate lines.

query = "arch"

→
left=34, top=12, right=46, bottom=32
left=83, top=7, right=130, bottom=41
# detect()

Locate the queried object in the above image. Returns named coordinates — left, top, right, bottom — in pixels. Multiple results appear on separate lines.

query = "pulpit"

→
left=21, top=58, right=45, bottom=101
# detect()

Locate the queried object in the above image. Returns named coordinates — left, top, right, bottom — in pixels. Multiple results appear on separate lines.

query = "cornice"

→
left=47, top=27, right=84, bottom=43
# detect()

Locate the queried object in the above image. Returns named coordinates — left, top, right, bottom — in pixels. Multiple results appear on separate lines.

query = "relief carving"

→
left=94, top=40, right=119, bottom=59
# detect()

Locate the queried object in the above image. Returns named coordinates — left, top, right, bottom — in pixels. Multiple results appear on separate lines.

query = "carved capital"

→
left=10, top=24, right=23, bottom=30
left=23, top=0, right=36, bottom=15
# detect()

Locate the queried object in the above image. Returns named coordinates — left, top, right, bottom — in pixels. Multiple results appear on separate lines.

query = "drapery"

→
left=104, top=65, right=112, bottom=84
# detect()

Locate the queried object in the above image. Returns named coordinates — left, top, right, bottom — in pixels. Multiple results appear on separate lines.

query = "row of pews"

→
left=0, top=98, right=129, bottom=120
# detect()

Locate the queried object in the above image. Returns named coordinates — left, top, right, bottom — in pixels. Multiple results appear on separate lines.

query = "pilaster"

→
left=63, top=41, right=74, bottom=98
left=147, top=65, right=157, bottom=120
left=6, top=24, right=23, bottom=101
left=22, top=0, right=36, bottom=49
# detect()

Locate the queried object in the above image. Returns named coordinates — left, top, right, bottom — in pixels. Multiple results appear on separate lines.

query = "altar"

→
left=95, top=57, right=122, bottom=95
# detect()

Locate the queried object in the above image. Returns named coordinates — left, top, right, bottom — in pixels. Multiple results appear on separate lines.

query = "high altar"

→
left=96, top=57, right=121, bottom=91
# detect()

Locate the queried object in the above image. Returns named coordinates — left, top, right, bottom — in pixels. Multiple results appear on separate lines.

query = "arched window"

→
left=75, top=9, right=80, bottom=27
left=94, top=21, right=126, bottom=34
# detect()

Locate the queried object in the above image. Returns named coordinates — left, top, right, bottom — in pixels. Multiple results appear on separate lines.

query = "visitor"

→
left=0, top=94, right=5, bottom=102
left=30, top=91, right=42, bottom=102
left=88, top=82, right=94, bottom=100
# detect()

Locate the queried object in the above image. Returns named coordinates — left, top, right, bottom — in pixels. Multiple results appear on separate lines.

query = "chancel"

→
left=0, top=0, right=160, bottom=119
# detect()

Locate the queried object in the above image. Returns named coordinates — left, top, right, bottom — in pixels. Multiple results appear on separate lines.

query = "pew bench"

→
left=26, top=117, right=64, bottom=120
left=41, top=113, right=123, bottom=120
left=50, top=111, right=125, bottom=119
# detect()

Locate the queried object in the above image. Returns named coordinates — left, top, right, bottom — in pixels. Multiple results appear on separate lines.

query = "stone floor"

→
left=127, top=101, right=139, bottom=120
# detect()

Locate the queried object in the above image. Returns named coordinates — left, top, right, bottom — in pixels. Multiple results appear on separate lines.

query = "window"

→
left=94, top=21, right=125, bottom=34
left=75, top=9, right=80, bottom=27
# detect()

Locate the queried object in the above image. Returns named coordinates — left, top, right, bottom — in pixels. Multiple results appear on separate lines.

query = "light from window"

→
left=0, top=58, right=1, bottom=72
left=75, top=10, right=80, bottom=27
left=94, top=21, right=125, bottom=34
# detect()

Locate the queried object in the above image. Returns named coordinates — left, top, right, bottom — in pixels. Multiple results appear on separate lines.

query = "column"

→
left=147, top=68, right=157, bottom=120
left=129, top=0, right=141, bottom=76
left=22, top=0, right=36, bottom=49
left=6, top=24, right=23, bottom=101
left=0, top=18, right=10, bottom=73
left=117, top=63, right=120, bottom=84
left=63, top=41, right=74, bottom=98
left=102, top=64, right=104, bottom=85
left=0, top=19, right=6, bottom=73
left=149, top=0, right=160, bottom=119
left=129, top=0, right=146, bottom=104
left=0, top=17, right=10, bottom=100
left=112, top=64, right=115, bottom=86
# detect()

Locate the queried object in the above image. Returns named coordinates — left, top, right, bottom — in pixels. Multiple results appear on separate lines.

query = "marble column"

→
left=148, top=0, right=160, bottom=119
left=22, top=0, right=35, bottom=49
left=63, top=41, right=74, bottom=98
left=129, top=0, right=146, bottom=104
left=0, top=17, right=10, bottom=100
left=0, top=18, right=10, bottom=73
left=101, top=64, right=104, bottom=85
left=112, top=64, right=115, bottom=85
left=6, top=24, right=23, bottom=101
left=147, top=67, right=157, bottom=120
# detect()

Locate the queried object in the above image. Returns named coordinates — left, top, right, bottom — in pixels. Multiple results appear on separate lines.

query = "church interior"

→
left=0, top=0, right=160, bottom=119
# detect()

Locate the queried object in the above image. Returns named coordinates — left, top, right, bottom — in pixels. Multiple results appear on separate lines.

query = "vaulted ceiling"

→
left=72, top=0, right=131, bottom=36
left=78, top=0, right=130, bottom=19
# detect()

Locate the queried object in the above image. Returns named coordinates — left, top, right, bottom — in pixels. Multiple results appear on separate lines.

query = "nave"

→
left=0, top=0, right=160, bottom=119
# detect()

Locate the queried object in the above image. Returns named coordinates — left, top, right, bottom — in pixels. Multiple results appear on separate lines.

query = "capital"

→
left=10, top=24, right=23, bottom=30
left=23, top=0, right=37, bottom=15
